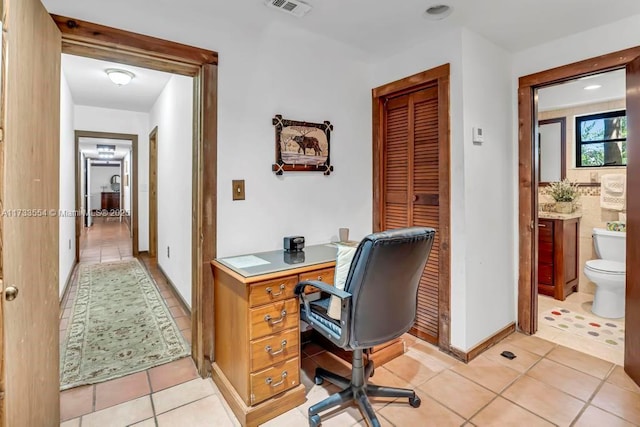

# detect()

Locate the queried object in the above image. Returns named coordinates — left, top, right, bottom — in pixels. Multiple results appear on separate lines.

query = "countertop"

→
left=538, top=211, right=582, bottom=220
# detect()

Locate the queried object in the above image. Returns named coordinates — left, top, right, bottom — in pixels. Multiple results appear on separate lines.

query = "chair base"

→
left=308, top=349, right=420, bottom=427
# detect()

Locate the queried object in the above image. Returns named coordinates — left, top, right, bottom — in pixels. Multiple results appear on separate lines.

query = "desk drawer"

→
left=250, top=298, right=299, bottom=340
left=250, top=328, right=299, bottom=373
left=249, top=275, right=298, bottom=308
left=250, top=357, right=300, bottom=405
left=299, top=267, right=335, bottom=294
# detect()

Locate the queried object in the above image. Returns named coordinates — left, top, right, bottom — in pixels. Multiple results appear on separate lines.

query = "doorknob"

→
left=4, top=286, right=18, bottom=301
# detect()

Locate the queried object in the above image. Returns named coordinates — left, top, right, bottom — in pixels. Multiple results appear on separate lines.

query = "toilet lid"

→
left=586, top=259, right=626, bottom=274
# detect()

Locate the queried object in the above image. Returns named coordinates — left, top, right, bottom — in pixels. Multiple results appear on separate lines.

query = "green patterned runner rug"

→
left=60, top=259, right=190, bottom=390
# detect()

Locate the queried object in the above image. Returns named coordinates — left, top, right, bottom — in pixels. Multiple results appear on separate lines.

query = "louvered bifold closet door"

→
left=383, top=95, right=410, bottom=229
left=410, top=86, right=440, bottom=344
left=382, top=86, right=440, bottom=344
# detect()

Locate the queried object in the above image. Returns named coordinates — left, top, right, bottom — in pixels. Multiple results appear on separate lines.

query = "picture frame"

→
left=272, top=114, right=334, bottom=175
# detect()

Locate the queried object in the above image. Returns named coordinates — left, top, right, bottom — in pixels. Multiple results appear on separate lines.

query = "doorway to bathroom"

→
left=516, top=46, right=640, bottom=385
left=533, top=69, right=627, bottom=365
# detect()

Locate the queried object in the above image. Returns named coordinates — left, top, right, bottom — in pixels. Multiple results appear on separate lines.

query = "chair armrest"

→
left=296, top=280, right=352, bottom=348
left=294, top=280, right=351, bottom=300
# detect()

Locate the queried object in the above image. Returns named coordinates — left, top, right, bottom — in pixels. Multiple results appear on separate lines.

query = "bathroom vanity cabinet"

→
left=538, top=215, right=581, bottom=301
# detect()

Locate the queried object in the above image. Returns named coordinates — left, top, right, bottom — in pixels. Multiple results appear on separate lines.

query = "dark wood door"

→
left=382, top=85, right=441, bottom=344
left=0, top=0, right=62, bottom=423
left=625, top=55, right=640, bottom=385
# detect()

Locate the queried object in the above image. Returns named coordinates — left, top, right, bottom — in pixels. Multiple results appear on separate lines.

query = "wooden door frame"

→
left=54, top=14, right=217, bottom=376
left=75, top=131, right=138, bottom=256
left=148, top=126, right=158, bottom=258
left=517, top=46, right=640, bottom=334
left=372, top=63, right=452, bottom=352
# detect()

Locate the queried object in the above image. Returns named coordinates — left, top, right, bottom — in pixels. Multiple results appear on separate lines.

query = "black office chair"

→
left=295, top=227, right=436, bottom=427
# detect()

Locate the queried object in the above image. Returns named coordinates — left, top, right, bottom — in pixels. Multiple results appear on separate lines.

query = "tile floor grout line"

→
left=568, top=375, right=609, bottom=427
left=568, top=367, right=636, bottom=426
left=494, top=347, right=571, bottom=427
left=154, top=393, right=223, bottom=421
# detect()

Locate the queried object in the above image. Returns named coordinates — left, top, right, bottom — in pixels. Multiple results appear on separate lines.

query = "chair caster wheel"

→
left=309, top=414, right=322, bottom=427
left=314, top=376, right=324, bottom=385
left=409, top=395, right=421, bottom=408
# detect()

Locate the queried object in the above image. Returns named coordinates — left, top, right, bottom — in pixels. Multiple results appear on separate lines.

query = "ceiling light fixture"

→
left=97, top=144, right=116, bottom=153
left=423, top=4, right=453, bottom=20
left=105, top=68, right=135, bottom=86
left=584, top=84, right=602, bottom=90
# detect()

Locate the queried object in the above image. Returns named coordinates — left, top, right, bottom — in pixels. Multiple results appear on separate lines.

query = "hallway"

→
left=79, top=217, right=132, bottom=263
left=61, top=220, right=196, bottom=424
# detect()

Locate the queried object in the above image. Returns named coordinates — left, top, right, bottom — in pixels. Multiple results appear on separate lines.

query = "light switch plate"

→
left=232, top=180, right=245, bottom=200
left=473, top=127, right=484, bottom=144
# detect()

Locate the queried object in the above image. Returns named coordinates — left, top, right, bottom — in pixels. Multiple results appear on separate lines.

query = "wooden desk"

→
left=210, top=245, right=336, bottom=426
left=210, top=244, right=405, bottom=426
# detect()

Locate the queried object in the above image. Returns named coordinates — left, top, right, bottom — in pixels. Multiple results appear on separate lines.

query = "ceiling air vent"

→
left=265, top=0, right=312, bottom=17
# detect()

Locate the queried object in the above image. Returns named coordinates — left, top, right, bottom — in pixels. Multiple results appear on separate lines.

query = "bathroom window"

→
left=575, top=110, right=627, bottom=167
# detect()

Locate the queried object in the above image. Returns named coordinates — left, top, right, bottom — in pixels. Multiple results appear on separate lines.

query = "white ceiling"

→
left=538, top=69, right=625, bottom=112
left=62, top=54, right=173, bottom=112
left=51, top=1, right=637, bottom=114
left=79, top=137, right=132, bottom=161
left=44, top=0, right=640, bottom=56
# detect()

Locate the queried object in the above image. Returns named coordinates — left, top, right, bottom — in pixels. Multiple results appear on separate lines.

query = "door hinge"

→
left=0, top=391, right=5, bottom=400
left=530, top=220, right=534, bottom=230
left=0, top=128, right=4, bottom=143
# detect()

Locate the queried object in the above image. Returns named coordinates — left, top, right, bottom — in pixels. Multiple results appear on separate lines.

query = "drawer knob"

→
left=264, top=310, right=287, bottom=325
left=266, top=284, right=286, bottom=297
left=317, top=276, right=322, bottom=281
left=265, top=371, right=288, bottom=387
left=265, top=339, right=288, bottom=356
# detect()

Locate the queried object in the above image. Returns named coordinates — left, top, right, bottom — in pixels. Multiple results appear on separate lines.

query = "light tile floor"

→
left=61, top=221, right=640, bottom=426
left=61, top=332, right=640, bottom=426
left=79, top=217, right=133, bottom=263
left=536, top=291, right=624, bottom=365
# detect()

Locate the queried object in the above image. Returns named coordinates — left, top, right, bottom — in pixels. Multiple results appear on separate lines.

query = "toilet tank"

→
left=593, top=228, right=626, bottom=263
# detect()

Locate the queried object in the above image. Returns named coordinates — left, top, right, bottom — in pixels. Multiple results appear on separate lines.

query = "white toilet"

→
left=584, top=228, right=626, bottom=319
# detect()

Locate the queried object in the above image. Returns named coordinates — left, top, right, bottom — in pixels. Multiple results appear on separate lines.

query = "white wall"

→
left=149, top=75, right=193, bottom=307
left=89, top=165, right=121, bottom=210
left=215, top=23, right=373, bottom=256
left=75, top=105, right=150, bottom=250
left=59, top=73, right=76, bottom=298
left=513, top=15, right=640, bottom=79
left=459, top=30, right=515, bottom=349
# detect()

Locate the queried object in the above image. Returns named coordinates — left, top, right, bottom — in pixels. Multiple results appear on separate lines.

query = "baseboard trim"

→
left=156, top=263, right=192, bottom=317
left=446, top=322, right=516, bottom=363
left=59, top=262, right=79, bottom=317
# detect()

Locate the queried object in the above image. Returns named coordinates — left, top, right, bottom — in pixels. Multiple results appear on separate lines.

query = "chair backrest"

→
left=343, top=227, right=435, bottom=349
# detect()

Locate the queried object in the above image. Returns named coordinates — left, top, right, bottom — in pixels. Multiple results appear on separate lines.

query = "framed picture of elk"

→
left=272, top=114, right=334, bottom=175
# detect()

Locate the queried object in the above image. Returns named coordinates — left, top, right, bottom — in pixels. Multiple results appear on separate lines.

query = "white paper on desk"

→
left=223, top=255, right=270, bottom=269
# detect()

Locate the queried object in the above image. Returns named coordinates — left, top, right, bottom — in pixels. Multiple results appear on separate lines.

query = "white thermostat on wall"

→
left=472, top=127, right=484, bottom=144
